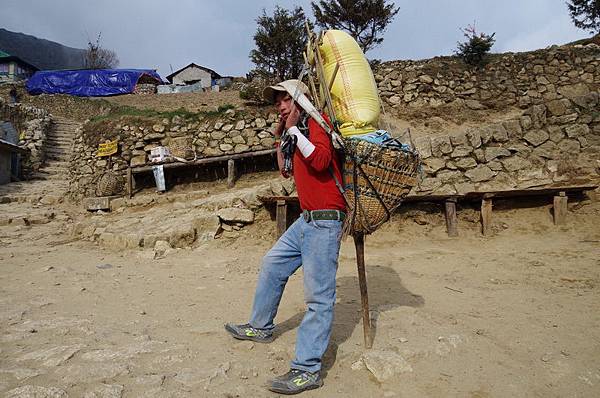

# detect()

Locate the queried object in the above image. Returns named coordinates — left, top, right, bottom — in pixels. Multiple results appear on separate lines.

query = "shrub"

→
left=455, top=24, right=496, bottom=67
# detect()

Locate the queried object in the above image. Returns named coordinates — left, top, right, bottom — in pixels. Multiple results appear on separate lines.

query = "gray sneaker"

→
left=224, top=323, right=274, bottom=343
left=268, top=368, right=323, bottom=395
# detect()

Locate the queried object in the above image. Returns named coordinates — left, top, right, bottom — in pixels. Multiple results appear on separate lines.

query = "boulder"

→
left=217, top=208, right=255, bottom=224
left=557, top=83, right=590, bottom=99
left=361, top=350, right=413, bottom=383
left=564, top=124, right=590, bottom=138
left=423, top=158, right=446, bottom=174
left=192, top=214, right=222, bottom=241
left=523, top=130, right=549, bottom=146
left=431, top=136, right=452, bottom=156
left=501, top=156, right=531, bottom=172
left=465, top=165, right=496, bottom=182
left=455, top=157, right=478, bottom=170
left=484, top=147, right=511, bottom=162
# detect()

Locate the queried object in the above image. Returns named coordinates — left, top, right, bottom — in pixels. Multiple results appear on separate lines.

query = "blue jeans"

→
left=249, top=215, right=343, bottom=373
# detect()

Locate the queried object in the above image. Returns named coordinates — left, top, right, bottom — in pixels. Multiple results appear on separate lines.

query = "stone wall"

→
left=69, top=109, right=279, bottom=199
left=375, top=43, right=600, bottom=111
left=0, top=97, right=53, bottom=176
left=68, top=43, right=600, bottom=200
left=374, top=43, right=600, bottom=195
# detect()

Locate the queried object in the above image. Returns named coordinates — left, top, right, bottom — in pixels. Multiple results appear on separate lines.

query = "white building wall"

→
left=172, top=66, right=212, bottom=87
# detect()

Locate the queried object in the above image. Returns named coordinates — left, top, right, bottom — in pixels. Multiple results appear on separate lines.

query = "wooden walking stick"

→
left=353, top=232, right=372, bottom=348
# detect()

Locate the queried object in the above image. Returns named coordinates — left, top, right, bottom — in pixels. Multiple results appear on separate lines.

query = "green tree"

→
left=567, top=0, right=600, bottom=34
left=250, top=6, right=310, bottom=81
left=311, top=0, right=400, bottom=53
left=455, top=24, right=496, bottom=67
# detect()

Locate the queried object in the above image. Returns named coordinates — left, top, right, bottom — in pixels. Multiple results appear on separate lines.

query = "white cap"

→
left=262, top=79, right=309, bottom=103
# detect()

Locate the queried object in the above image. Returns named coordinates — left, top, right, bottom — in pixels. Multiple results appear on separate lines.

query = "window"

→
left=0, top=63, right=8, bottom=75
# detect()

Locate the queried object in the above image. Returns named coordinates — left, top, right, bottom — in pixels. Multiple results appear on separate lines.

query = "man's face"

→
left=274, top=92, right=293, bottom=120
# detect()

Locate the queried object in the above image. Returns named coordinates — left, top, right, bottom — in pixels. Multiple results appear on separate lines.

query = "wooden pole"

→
left=481, top=196, right=493, bottom=236
left=444, top=198, right=458, bottom=237
left=227, top=159, right=235, bottom=188
left=353, top=233, right=372, bottom=349
left=276, top=200, right=288, bottom=238
left=553, top=191, right=568, bottom=225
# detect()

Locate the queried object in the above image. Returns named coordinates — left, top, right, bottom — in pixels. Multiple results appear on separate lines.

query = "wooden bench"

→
left=126, top=149, right=276, bottom=198
left=404, top=184, right=598, bottom=236
left=259, top=196, right=301, bottom=238
left=259, top=184, right=598, bottom=238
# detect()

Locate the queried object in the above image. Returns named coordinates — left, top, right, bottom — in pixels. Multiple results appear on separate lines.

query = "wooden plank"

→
left=353, top=233, right=372, bottom=349
left=258, top=195, right=300, bottom=204
left=553, top=191, right=568, bottom=225
left=276, top=200, right=288, bottom=238
left=227, top=159, right=235, bottom=188
left=444, top=198, right=458, bottom=237
left=131, top=148, right=276, bottom=173
left=126, top=167, right=132, bottom=199
left=481, top=197, right=493, bottom=236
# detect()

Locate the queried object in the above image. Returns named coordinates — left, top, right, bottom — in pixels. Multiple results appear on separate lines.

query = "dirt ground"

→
left=1, top=181, right=599, bottom=397
left=102, top=90, right=252, bottom=114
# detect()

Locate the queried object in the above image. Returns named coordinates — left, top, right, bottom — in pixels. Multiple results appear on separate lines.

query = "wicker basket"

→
left=343, top=139, right=420, bottom=234
left=169, top=137, right=195, bottom=160
left=96, top=171, right=124, bottom=197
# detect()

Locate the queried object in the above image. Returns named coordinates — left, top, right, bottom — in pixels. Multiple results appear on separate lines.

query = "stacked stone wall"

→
left=373, top=43, right=600, bottom=195
left=0, top=98, right=53, bottom=176
left=69, top=109, right=279, bottom=199
left=68, top=43, right=600, bottom=200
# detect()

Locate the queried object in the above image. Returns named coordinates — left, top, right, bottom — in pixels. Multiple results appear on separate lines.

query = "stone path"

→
left=1, top=116, right=80, bottom=206
left=0, top=116, right=82, bottom=229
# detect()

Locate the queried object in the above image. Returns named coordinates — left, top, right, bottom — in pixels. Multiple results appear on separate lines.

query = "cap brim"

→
left=262, top=85, right=286, bottom=104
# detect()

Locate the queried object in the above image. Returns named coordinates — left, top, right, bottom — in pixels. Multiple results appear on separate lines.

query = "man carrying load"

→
left=225, top=79, right=345, bottom=395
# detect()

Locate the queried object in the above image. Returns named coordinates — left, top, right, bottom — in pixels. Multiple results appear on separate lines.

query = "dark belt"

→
left=302, top=209, right=346, bottom=222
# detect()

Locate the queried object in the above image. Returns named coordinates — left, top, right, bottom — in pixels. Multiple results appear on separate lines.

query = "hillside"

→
left=0, top=28, right=85, bottom=70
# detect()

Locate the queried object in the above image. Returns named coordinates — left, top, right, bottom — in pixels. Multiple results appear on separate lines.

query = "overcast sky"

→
left=0, top=0, right=589, bottom=78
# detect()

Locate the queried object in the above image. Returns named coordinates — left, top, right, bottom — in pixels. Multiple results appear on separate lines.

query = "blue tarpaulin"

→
left=26, top=69, right=162, bottom=97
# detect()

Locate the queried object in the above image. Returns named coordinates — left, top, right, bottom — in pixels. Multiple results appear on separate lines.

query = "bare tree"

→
left=83, top=33, right=119, bottom=69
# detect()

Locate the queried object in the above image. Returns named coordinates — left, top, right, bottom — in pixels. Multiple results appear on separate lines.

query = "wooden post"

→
left=553, top=191, right=568, bottom=225
left=227, top=159, right=236, bottom=188
left=126, top=167, right=132, bottom=199
left=481, top=196, right=493, bottom=236
left=353, top=233, right=372, bottom=349
left=276, top=200, right=287, bottom=238
left=444, top=198, right=458, bottom=237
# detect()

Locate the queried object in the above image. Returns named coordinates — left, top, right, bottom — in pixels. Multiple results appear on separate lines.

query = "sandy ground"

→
left=1, top=183, right=599, bottom=398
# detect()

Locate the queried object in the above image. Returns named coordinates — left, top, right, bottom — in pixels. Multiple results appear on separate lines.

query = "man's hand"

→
left=274, top=115, right=286, bottom=137
left=285, top=104, right=300, bottom=129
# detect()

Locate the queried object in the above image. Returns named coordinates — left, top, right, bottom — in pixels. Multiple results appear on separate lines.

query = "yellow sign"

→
left=97, top=139, right=118, bottom=157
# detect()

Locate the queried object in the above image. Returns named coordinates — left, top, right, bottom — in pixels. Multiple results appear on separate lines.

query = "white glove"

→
left=287, top=126, right=315, bottom=158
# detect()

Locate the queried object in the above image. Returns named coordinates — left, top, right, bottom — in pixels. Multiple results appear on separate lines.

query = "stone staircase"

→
left=36, top=116, right=80, bottom=182
left=0, top=116, right=80, bottom=204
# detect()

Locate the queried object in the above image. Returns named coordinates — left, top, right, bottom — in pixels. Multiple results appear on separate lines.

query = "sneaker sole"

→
left=224, top=324, right=274, bottom=343
left=268, top=382, right=323, bottom=395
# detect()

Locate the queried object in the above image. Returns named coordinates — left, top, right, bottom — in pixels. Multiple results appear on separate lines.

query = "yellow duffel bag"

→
left=310, top=30, right=380, bottom=137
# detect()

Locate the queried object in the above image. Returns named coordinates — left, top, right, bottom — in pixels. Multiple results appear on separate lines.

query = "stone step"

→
left=46, top=138, right=73, bottom=144
left=46, top=144, right=71, bottom=151
left=46, top=155, right=70, bottom=162
left=46, top=140, right=71, bottom=145
left=53, top=122, right=81, bottom=127
left=43, top=160, right=69, bottom=168
left=46, top=146, right=70, bottom=154
left=48, top=130, right=75, bottom=137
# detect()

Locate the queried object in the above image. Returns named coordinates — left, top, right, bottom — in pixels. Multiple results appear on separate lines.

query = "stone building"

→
left=0, top=50, right=38, bottom=83
left=0, top=139, right=26, bottom=184
left=165, top=63, right=231, bottom=88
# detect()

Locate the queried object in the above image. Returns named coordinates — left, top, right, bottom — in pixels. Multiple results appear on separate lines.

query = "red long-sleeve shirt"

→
left=292, top=117, right=346, bottom=212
